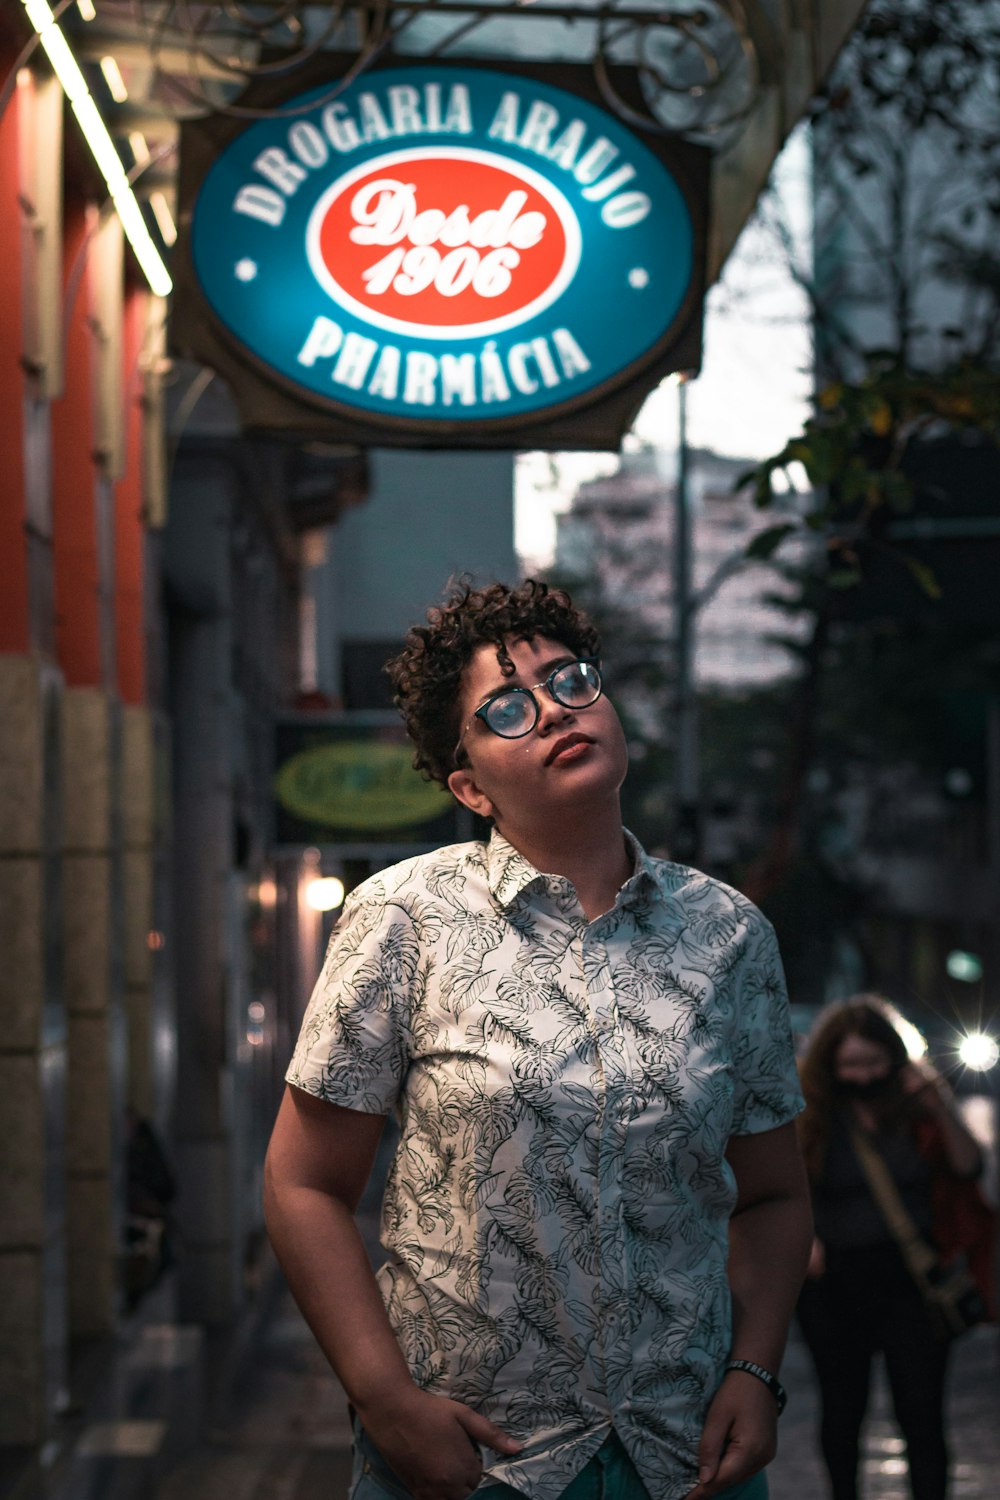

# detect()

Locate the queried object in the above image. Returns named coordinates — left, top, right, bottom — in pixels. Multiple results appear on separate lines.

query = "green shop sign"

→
left=275, top=739, right=451, bottom=830
left=274, top=717, right=460, bottom=844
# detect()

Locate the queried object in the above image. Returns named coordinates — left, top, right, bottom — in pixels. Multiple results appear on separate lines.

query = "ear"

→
left=447, top=766, right=496, bottom=820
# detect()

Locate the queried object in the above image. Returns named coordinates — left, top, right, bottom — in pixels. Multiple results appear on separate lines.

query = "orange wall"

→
left=2, top=64, right=148, bottom=699
left=0, top=65, right=28, bottom=653
left=116, top=289, right=146, bottom=705
left=52, top=203, right=102, bottom=687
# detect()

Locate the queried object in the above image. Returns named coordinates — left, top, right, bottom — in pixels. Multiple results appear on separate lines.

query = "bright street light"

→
left=957, top=1032, right=999, bottom=1072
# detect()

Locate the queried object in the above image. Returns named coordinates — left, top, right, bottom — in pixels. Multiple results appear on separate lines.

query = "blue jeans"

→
left=350, top=1425, right=769, bottom=1500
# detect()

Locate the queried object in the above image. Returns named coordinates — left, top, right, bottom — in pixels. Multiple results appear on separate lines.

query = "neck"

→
left=494, top=798, right=632, bottom=921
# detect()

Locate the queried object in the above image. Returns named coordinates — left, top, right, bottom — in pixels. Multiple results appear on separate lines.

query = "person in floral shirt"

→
left=266, top=580, right=812, bottom=1500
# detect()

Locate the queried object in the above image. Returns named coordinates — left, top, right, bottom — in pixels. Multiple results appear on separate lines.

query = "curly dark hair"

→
left=797, top=994, right=921, bottom=1182
left=384, top=578, right=601, bottom=787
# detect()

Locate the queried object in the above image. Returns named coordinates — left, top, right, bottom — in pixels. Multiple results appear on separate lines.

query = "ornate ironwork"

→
left=130, top=0, right=769, bottom=143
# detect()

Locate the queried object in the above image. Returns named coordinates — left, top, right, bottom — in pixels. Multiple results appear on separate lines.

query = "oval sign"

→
left=190, top=67, right=696, bottom=425
left=273, top=740, right=452, bottom=831
left=308, top=148, right=580, bottom=339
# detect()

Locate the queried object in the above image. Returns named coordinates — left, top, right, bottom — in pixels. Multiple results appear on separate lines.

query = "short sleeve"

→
left=729, top=909, right=804, bottom=1135
left=285, top=892, right=421, bottom=1114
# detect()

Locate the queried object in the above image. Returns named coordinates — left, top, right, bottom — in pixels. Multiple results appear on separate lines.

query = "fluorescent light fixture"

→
left=128, top=130, right=149, bottom=164
left=99, top=54, right=128, bottom=103
left=73, top=93, right=126, bottom=189
left=77, top=0, right=96, bottom=18
left=150, top=190, right=177, bottom=246
left=19, top=0, right=172, bottom=297
left=35, top=14, right=88, bottom=100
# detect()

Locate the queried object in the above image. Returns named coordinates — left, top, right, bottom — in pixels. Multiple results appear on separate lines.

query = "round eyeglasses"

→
left=455, top=658, right=603, bottom=761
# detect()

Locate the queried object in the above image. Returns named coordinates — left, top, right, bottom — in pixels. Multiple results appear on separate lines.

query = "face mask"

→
left=836, top=1076, right=893, bottom=1101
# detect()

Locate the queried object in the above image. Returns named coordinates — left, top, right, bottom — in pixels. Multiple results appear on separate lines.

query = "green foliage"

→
left=744, top=523, right=798, bottom=560
left=737, top=360, right=1000, bottom=588
left=707, top=0, right=1000, bottom=1004
left=749, top=0, right=1000, bottom=579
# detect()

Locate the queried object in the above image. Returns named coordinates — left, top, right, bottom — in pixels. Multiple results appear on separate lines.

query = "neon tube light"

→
left=19, top=0, right=172, bottom=297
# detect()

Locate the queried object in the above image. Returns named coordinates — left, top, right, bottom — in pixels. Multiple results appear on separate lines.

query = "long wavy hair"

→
left=798, top=994, right=920, bottom=1182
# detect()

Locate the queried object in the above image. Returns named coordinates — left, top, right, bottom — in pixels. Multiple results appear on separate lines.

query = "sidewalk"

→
left=770, top=1320, right=999, bottom=1499
left=149, top=1279, right=353, bottom=1500
left=9, top=1264, right=998, bottom=1500
left=152, top=1279, right=1000, bottom=1500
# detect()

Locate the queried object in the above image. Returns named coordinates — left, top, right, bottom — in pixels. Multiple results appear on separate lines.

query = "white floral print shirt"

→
left=287, top=831, right=804, bottom=1500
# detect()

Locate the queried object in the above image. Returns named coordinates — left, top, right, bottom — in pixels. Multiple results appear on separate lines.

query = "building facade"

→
left=0, top=48, right=169, bottom=1441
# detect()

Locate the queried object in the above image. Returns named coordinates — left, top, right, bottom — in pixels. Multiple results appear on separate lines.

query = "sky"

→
left=515, top=127, right=813, bottom=569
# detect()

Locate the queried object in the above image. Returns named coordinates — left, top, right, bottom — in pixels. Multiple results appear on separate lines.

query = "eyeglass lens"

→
left=482, top=661, right=601, bottom=738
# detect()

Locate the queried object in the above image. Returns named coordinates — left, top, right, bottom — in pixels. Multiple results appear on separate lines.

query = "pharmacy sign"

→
left=180, top=64, right=706, bottom=443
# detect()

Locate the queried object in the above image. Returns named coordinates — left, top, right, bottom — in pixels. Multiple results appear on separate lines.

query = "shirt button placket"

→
left=587, top=925, right=630, bottom=1407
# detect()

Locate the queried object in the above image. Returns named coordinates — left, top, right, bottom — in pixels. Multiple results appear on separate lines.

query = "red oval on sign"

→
left=313, top=154, right=570, bottom=333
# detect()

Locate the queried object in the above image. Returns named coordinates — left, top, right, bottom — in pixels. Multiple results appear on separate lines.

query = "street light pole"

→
left=988, top=697, right=1000, bottom=1323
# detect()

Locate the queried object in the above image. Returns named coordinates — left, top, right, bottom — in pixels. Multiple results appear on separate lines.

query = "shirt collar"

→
left=622, top=829, right=663, bottom=904
left=484, top=827, right=661, bottom=910
left=484, top=830, right=545, bottom=908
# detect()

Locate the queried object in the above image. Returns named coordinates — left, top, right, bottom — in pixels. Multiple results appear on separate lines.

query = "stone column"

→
left=61, top=687, right=124, bottom=1339
left=167, top=452, right=241, bottom=1324
left=122, top=705, right=157, bottom=1120
left=0, top=656, right=68, bottom=1444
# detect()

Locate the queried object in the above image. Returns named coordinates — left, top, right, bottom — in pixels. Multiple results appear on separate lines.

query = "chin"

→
left=553, top=758, right=625, bottom=800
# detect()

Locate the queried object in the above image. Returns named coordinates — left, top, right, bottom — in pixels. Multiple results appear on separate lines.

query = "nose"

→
left=535, top=687, right=574, bottom=734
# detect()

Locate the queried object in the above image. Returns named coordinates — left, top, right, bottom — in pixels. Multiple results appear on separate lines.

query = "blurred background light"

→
left=99, top=55, right=128, bottom=103
left=895, top=1014, right=929, bottom=1061
left=304, top=876, right=345, bottom=912
left=946, top=950, right=984, bottom=983
left=150, top=190, right=178, bottom=246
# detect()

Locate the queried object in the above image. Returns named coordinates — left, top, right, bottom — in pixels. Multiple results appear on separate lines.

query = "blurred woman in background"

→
left=796, top=995, right=993, bottom=1500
